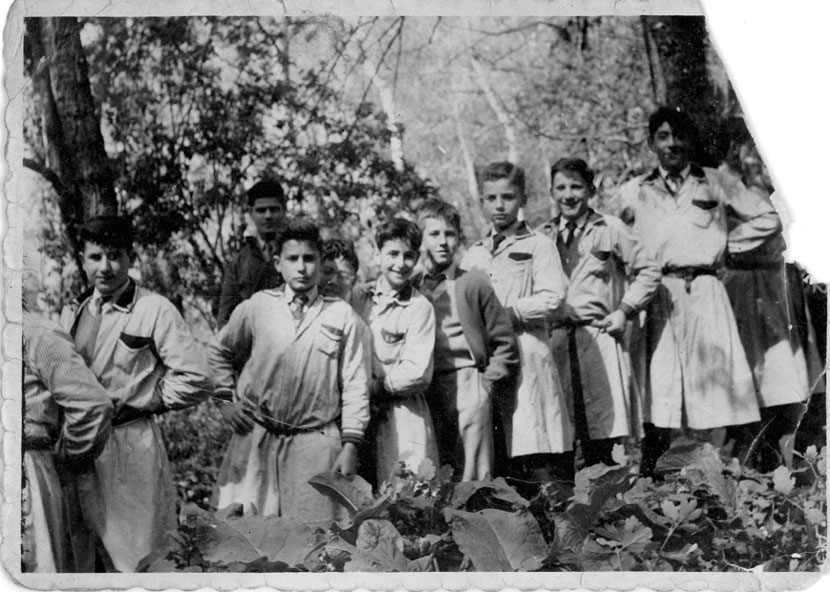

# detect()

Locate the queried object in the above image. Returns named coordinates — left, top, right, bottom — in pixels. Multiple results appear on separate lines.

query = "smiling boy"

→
left=416, top=199, right=519, bottom=481
left=539, top=158, right=660, bottom=468
left=461, top=162, right=572, bottom=493
left=354, top=218, right=439, bottom=485
left=60, top=216, right=211, bottom=571
left=209, top=219, right=370, bottom=522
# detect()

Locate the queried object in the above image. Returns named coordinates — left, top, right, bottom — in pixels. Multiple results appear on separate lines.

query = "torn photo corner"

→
left=2, top=0, right=828, bottom=590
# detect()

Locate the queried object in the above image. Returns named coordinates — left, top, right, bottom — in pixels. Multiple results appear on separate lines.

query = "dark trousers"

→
left=507, top=452, right=575, bottom=499
left=640, top=423, right=672, bottom=478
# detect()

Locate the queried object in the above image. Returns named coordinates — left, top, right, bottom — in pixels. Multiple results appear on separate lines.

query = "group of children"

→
left=21, top=105, right=824, bottom=573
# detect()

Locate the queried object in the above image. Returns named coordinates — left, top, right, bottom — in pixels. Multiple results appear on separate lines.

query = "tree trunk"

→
left=642, top=16, right=725, bottom=166
left=470, top=56, right=519, bottom=163
left=26, top=17, right=118, bottom=225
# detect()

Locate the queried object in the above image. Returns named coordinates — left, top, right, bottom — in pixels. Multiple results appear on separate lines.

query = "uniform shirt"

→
left=61, top=279, right=211, bottom=414
left=417, top=264, right=477, bottom=373
left=210, top=287, right=371, bottom=443
left=538, top=209, right=661, bottom=323
left=616, top=164, right=781, bottom=268
left=358, top=276, right=436, bottom=398
left=23, top=312, right=113, bottom=462
left=461, top=220, right=567, bottom=332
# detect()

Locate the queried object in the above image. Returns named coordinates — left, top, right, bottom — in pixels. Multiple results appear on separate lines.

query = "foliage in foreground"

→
left=139, top=442, right=827, bottom=573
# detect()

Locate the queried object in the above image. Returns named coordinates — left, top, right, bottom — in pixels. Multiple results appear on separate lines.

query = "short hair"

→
left=321, top=239, right=359, bottom=271
left=375, top=218, right=422, bottom=252
left=247, top=180, right=286, bottom=208
left=550, top=158, right=595, bottom=191
left=481, top=161, right=526, bottom=196
left=416, top=198, right=462, bottom=233
left=648, top=106, right=699, bottom=144
left=79, top=215, right=134, bottom=251
left=277, top=218, right=322, bottom=254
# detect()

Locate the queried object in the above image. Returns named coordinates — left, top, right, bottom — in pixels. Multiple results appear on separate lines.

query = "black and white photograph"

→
left=2, top=0, right=828, bottom=589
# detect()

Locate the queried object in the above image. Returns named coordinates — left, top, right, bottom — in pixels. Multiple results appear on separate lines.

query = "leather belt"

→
left=662, top=265, right=718, bottom=293
left=112, top=405, right=154, bottom=427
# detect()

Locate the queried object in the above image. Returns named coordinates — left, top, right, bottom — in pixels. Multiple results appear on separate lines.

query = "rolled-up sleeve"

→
left=208, top=299, right=254, bottom=399
left=152, top=301, right=212, bottom=410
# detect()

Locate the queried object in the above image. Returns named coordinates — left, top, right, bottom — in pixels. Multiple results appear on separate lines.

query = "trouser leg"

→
left=581, top=437, right=618, bottom=467
left=640, top=423, right=672, bottom=478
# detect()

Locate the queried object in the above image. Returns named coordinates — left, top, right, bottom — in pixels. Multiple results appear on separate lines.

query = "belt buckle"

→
left=683, top=269, right=694, bottom=293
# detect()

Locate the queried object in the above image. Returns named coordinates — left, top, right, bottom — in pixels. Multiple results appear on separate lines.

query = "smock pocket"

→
left=506, top=252, right=532, bottom=279
left=114, top=333, right=156, bottom=374
left=689, top=199, right=718, bottom=228
left=316, top=324, right=343, bottom=357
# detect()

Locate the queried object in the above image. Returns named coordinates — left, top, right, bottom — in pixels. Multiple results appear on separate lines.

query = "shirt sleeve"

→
left=711, top=170, right=783, bottom=253
left=608, top=216, right=662, bottom=314
left=208, top=298, right=254, bottom=399
left=477, top=275, right=520, bottom=389
left=151, top=299, right=213, bottom=410
left=25, top=322, right=113, bottom=464
left=510, top=235, right=568, bottom=327
left=382, top=298, right=436, bottom=398
left=338, top=311, right=371, bottom=444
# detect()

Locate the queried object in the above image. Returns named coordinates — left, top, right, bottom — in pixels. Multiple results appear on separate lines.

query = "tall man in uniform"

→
left=217, top=180, right=287, bottom=327
left=616, top=107, right=779, bottom=477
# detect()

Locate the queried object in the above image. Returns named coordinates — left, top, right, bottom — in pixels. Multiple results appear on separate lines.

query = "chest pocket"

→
left=375, top=325, right=406, bottom=365
left=316, top=324, right=343, bottom=358
left=689, top=199, right=719, bottom=228
left=113, top=332, right=158, bottom=374
left=505, top=251, right=533, bottom=280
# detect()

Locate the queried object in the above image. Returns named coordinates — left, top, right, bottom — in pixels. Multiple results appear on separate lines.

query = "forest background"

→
left=5, top=2, right=830, bottom=574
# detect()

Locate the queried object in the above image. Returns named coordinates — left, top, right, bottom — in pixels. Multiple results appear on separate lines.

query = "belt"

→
left=23, top=437, right=54, bottom=451
left=553, top=319, right=596, bottom=330
left=112, top=406, right=154, bottom=427
left=246, top=410, right=327, bottom=437
left=662, top=265, right=718, bottom=293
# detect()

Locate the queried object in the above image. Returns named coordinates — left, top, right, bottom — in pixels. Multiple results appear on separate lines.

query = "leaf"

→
left=450, top=477, right=530, bottom=509
left=661, top=499, right=679, bottom=522
left=308, top=471, right=375, bottom=514
left=611, top=443, right=629, bottom=466
left=198, top=513, right=322, bottom=566
left=772, top=466, right=795, bottom=495
left=354, top=519, right=410, bottom=571
left=662, top=443, right=735, bottom=508
left=416, top=456, right=436, bottom=481
left=554, top=465, right=636, bottom=551
left=804, top=507, right=826, bottom=526
left=445, top=508, right=548, bottom=571
left=804, top=445, right=818, bottom=462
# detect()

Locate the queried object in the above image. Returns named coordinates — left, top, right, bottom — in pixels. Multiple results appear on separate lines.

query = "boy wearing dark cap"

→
left=217, top=180, right=288, bottom=327
left=60, top=215, right=212, bottom=572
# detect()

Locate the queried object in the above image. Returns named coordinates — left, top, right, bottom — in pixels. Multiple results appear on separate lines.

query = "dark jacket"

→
left=217, top=236, right=282, bottom=327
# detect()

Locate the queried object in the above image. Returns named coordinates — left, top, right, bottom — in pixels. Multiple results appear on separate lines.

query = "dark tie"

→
left=492, top=233, right=506, bottom=254
left=666, top=174, right=682, bottom=196
left=563, top=220, right=578, bottom=248
left=290, top=292, right=309, bottom=321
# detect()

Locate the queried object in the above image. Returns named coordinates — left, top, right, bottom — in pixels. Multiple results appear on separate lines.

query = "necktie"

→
left=492, top=233, right=506, bottom=253
left=666, top=174, right=682, bottom=196
left=262, top=241, right=275, bottom=261
left=290, top=292, right=309, bottom=321
left=563, top=220, right=578, bottom=248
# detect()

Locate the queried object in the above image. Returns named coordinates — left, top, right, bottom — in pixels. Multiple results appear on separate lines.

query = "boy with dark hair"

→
left=319, top=238, right=360, bottom=306
left=60, top=215, right=211, bottom=572
left=617, top=107, right=778, bottom=476
left=354, top=218, right=439, bottom=485
left=415, top=199, right=520, bottom=481
left=217, top=179, right=288, bottom=327
left=539, top=158, right=660, bottom=467
left=462, top=161, right=572, bottom=493
left=210, top=219, right=370, bottom=522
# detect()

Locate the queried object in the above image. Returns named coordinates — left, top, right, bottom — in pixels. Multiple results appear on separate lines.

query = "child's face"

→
left=481, top=179, right=526, bottom=231
left=319, top=257, right=358, bottom=299
left=82, top=241, right=132, bottom=297
left=378, top=238, right=419, bottom=291
left=552, top=170, right=592, bottom=220
left=276, top=239, right=320, bottom=293
left=420, top=217, right=459, bottom=272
